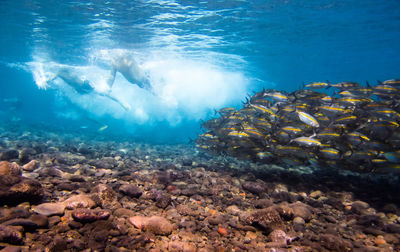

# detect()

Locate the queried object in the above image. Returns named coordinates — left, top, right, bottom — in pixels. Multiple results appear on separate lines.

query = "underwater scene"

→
left=1, top=0, right=400, bottom=251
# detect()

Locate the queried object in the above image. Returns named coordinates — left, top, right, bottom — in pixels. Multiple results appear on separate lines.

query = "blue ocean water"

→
left=0, top=0, right=399, bottom=143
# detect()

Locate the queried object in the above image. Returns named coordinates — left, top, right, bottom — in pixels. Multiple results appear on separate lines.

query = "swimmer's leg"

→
left=99, top=92, right=131, bottom=111
left=106, top=67, right=117, bottom=90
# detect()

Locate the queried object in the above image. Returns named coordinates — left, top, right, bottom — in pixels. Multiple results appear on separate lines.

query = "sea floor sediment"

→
left=0, top=124, right=399, bottom=251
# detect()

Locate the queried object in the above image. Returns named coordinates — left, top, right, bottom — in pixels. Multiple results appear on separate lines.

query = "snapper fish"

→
left=304, top=81, right=330, bottom=90
left=98, top=125, right=108, bottom=131
left=329, top=81, right=360, bottom=90
left=297, top=111, right=319, bottom=128
left=291, top=136, right=321, bottom=147
left=382, top=79, right=400, bottom=86
left=263, top=90, right=290, bottom=103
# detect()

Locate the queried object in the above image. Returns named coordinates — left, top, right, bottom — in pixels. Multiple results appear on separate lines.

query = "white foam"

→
left=24, top=48, right=250, bottom=128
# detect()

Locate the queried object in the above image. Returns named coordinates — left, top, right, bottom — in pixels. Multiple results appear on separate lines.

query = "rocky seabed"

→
left=0, top=126, right=399, bottom=251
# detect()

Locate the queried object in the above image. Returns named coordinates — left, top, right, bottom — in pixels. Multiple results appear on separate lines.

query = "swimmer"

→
left=48, top=67, right=93, bottom=94
left=107, top=54, right=152, bottom=91
left=47, top=65, right=131, bottom=111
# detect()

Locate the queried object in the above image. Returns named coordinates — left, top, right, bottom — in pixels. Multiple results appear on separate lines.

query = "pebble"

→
left=91, top=184, right=120, bottom=209
left=129, top=215, right=147, bottom=229
left=154, top=192, right=171, bottom=209
left=226, top=205, right=242, bottom=216
left=293, top=216, right=305, bottom=225
left=268, top=229, right=292, bottom=244
left=29, top=214, right=48, bottom=227
left=208, top=213, right=225, bottom=225
left=71, top=208, right=110, bottom=223
left=37, top=167, right=63, bottom=177
left=0, top=224, right=23, bottom=244
left=289, top=202, right=313, bottom=222
left=48, top=216, right=61, bottom=227
left=2, top=218, right=38, bottom=230
left=22, top=160, right=40, bottom=171
left=129, top=216, right=174, bottom=235
left=32, top=202, right=65, bottom=216
left=309, top=190, right=322, bottom=199
left=113, top=208, right=136, bottom=218
left=217, top=227, right=228, bottom=236
left=351, top=200, right=370, bottom=214
left=254, top=199, right=273, bottom=209
left=63, top=194, right=96, bottom=209
left=242, top=208, right=283, bottom=233
left=242, top=181, right=267, bottom=195
left=374, top=235, right=386, bottom=246
left=119, top=184, right=143, bottom=198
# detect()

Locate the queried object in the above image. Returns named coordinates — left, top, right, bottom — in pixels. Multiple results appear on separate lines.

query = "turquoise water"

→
left=0, top=0, right=399, bottom=143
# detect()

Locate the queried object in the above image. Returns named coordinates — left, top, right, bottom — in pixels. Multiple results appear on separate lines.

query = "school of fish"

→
left=196, top=79, right=400, bottom=173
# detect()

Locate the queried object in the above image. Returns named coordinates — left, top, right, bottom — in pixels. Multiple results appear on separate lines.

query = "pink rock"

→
left=129, top=216, right=173, bottom=235
left=72, top=208, right=110, bottom=223
left=129, top=216, right=147, bottom=229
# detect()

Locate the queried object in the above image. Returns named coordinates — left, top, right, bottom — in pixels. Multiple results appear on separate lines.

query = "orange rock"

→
left=217, top=227, right=227, bottom=236
left=374, top=236, right=386, bottom=246
left=61, top=216, right=68, bottom=223
left=0, top=161, right=21, bottom=176
left=166, top=185, right=177, bottom=192
left=356, top=233, right=367, bottom=239
left=209, top=209, right=216, bottom=216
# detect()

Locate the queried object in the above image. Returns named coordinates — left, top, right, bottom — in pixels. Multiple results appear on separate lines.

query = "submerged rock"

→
left=2, top=218, right=38, bottom=230
left=22, top=160, right=40, bottom=171
left=37, top=166, right=63, bottom=177
left=71, top=208, right=110, bottom=223
left=129, top=216, right=174, bottom=235
left=0, top=175, right=43, bottom=205
left=289, top=202, right=313, bottom=222
left=152, top=189, right=171, bottom=209
left=19, top=147, right=36, bottom=163
left=0, top=161, right=21, bottom=176
left=0, top=224, right=23, bottom=244
left=242, top=181, right=267, bottom=195
left=91, top=184, right=121, bottom=209
left=119, top=184, right=142, bottom=198
left=32, top=202, right=66, bottom=216
left=64, top=194, right=96, bottom=210
left=0, top=150, right=19, bottom=161
left=242, top=208, right=283, bottom=233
